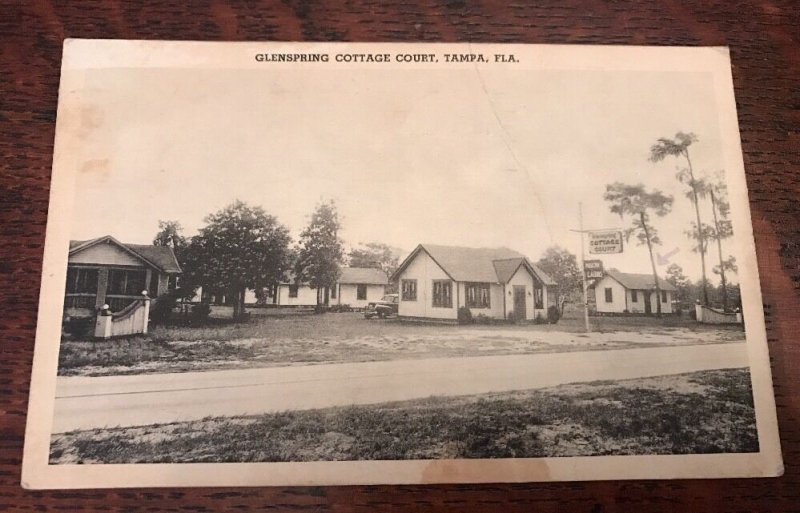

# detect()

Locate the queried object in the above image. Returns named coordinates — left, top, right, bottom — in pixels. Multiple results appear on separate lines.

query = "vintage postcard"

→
left=22, top=40, right=782, bottom=488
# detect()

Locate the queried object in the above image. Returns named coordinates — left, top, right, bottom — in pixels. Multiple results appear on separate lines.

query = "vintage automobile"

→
left=364, top=294, right=399, bottom=319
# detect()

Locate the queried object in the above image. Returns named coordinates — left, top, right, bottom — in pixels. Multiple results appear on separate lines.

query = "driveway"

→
left=52, top=342, right=748, bottom=433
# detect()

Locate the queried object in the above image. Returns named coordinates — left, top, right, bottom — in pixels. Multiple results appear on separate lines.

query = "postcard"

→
left=22, top=40, right=782, bottom=488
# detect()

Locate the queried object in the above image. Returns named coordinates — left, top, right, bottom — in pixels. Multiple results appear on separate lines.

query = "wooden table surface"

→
left=1, top=1, right=798, bottom=511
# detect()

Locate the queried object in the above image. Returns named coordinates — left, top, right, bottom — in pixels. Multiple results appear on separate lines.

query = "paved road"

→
left=52, top=342, right=748, bottom=433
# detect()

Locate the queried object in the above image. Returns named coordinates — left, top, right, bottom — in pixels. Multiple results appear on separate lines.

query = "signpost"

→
left=571, top=205, right=624, bottom=333
left=584, top=259, right=604, bottom=279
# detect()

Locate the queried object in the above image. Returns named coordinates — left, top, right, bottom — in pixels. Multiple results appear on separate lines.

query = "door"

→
left=644, top=290, right=652, bottom=314
left=513, top=285, right=527, bottom=320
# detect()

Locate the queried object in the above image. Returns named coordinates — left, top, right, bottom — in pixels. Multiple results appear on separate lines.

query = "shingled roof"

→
left=603, top=269, right=676, bottom=291
left=395, top=244, right=555, bottom=285
left=69, top=236, right=182, bottom=273
left=338, top=267, right=389, bottom=285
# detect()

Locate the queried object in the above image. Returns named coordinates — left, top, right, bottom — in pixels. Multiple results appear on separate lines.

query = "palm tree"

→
left=604, top=183, right=673, bottom=316
left=649, top=132, right=710, bottom=305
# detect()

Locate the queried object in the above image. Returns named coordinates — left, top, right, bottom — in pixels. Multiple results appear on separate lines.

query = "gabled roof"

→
left=602, top=269, right=676, bottom=291
left=69, top=236, right=182, bottom=273
left=393, top=244, right=555, bottom=285
left=339, top=267, right=388, bottom=285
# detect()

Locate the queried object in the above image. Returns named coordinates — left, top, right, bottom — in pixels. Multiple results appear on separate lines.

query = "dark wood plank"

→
left=1, top=1, right=798, bottom=511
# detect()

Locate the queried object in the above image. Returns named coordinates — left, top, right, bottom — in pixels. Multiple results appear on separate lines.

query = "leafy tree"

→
left=152, top=220, right=196, bottom=303
left=185, top=201, right=292, bottom=319
left=536, top=246, right=581, bottom=308
left=604, top=183, right=673, bottom=316
left=296, top=201, right=345, bottom=306
left=153, top=220, right=187, bottom=252
left=348, top=242, right=401, bottom=278
left=665, top=263, right=692, bottom=305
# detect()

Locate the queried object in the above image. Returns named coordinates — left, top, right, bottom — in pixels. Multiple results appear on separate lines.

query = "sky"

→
left=67, top=64, right=737, bottom=283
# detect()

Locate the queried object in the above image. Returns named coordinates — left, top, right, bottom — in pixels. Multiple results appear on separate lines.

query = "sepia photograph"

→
left=22, top=41, right=781, bottom=488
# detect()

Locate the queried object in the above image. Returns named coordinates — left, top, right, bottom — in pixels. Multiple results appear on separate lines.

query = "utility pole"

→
left=571, top=207, right=621, bottom=333
left=579, top=203, right=590, bottom=333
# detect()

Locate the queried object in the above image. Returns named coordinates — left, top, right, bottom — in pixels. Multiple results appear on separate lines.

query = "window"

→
left=604, top=287, right=613, bottom=303
left=401, top=279, right=417, bottom=301
left=288, top=284, right=298, bottom=298
left=107, top=269, right=146, bottom=295
left=331, top=284, right=337, bottom=299
left=432, top=280, right=452, bottom=308
left=357, top=284, right=367, bottom=300
left=66, top=268, right=98, bottom=294
left=661, top=290, right=668, bottom=302
left=631, top=290, right=638, bottom=302
left=465, top=283, right=490, bottom=308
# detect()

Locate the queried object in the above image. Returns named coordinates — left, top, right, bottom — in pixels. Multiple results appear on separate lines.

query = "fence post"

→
left=94, top=304, right=113, bottom=339
left=141, top=291, right=151, bottom=334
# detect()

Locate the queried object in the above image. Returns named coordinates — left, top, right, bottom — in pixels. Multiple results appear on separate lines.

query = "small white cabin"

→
left=590, top=270, right=676, bottom=314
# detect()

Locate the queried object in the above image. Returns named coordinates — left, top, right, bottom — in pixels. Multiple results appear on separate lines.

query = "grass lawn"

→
left=58, top=308, right=746, bottom=376
left=49, top=368, right=758, bottom=463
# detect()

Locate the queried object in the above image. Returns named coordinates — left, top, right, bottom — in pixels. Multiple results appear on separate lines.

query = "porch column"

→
left=95, top=268, right=109, bottom=309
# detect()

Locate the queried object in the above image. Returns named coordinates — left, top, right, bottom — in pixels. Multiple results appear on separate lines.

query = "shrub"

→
left=63, top=317, right=93, bottom=338
left=507, top=310, right=517, bottom=324
left=457, top=306, right=473, bottom=325
left=150, top=288, right=183, bottom=325
left=547, top=305, right=560, bottom=324
left=533, top=313, right=546, bottom=325
left=474, top=313, right=492, bottom=325
left=689, top=308, right=697, bottom=320
left=191, top=302, right=211, bottom=322
left=314, top=305, right=329, bottom=314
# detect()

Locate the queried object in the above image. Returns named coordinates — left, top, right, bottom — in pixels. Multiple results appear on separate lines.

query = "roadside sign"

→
left=584, top=259, right=604, bottom=279
left=588, top=231, right=624, bottom=254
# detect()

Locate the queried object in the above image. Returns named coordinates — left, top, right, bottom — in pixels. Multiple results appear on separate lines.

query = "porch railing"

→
left=64, top=293, right=96, bottom=309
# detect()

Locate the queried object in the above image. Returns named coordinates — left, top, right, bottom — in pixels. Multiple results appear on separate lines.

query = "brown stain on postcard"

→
left=421, top=458, right=552, bottom=484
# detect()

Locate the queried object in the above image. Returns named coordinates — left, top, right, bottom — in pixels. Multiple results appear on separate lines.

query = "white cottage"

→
left=258, top=267, right=389, bottom=308
left=590, top=269, right=676, bottom=315
left=334, top=267, right=388, bottom=308
left=392, top=244, right=555, bottom=322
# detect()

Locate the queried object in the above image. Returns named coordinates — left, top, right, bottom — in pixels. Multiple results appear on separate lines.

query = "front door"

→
left=644, top=291, right=652, bottom=314
left=513, top=285, right=527, bottom=320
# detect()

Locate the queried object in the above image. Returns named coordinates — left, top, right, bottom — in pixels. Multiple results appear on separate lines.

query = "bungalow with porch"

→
left=391, top=244, right=555, bottom=322
left=64, top=235, right=182, bottom=319
left=589, top=269, right=676, bottom=315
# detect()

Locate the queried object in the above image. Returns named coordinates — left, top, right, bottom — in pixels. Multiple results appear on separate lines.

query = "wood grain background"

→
left=1, top=1, right=798, bottom=511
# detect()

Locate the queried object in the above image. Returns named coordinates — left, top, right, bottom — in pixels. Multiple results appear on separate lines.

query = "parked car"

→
left=364, top=294, right=399, bottom=319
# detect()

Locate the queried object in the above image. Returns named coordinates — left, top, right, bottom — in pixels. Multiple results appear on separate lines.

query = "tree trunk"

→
left=231, top=287, right=246, bottom=320
left=684, top=149, right=709, bottom=305
left=231, top=287, right=240, bottom=319
left=641, top=212, right=663, bottom=317
left=710, top=190, right=729, bottom=311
